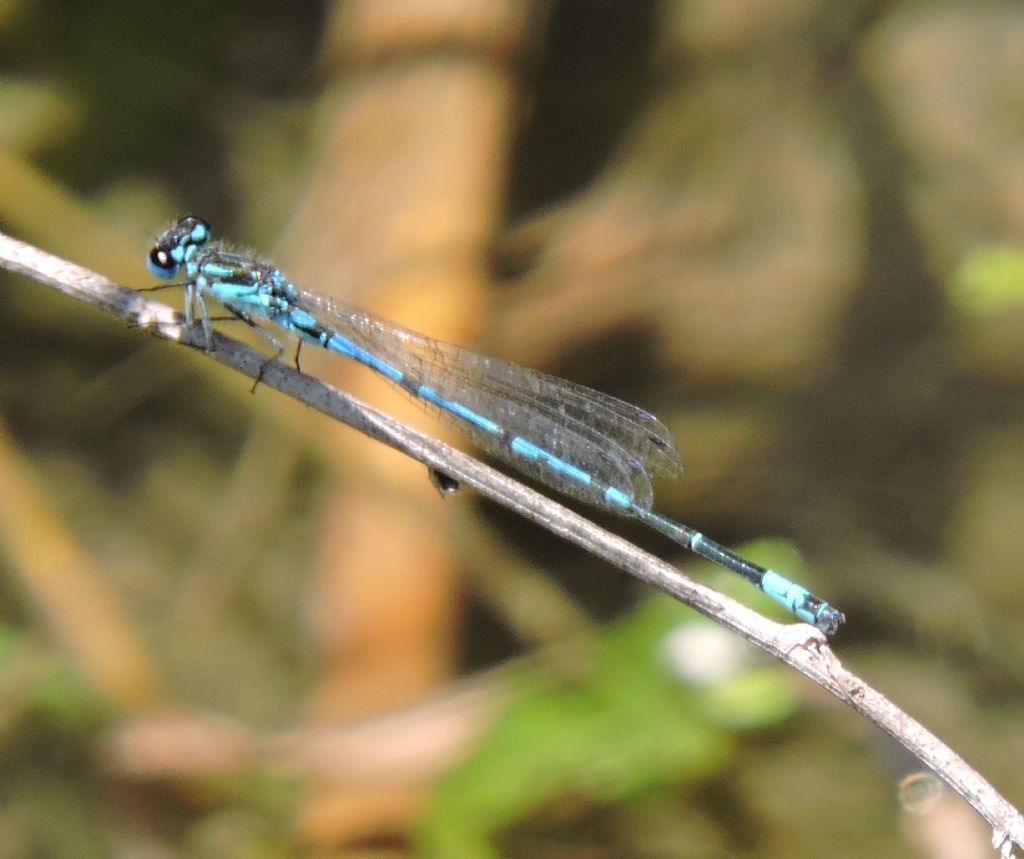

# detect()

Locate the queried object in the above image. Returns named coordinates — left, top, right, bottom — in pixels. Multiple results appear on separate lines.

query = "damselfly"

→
left=147, top=215, right=843, bottom=634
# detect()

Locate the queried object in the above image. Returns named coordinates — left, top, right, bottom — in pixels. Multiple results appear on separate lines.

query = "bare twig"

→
left=1, top=229, right=1021, bottom=857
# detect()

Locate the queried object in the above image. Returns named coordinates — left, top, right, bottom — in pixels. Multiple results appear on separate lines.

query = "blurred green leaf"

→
left=952, top=245, right=1024, bottom=314
left=416, top=597, right=800, bottom=858
left=0, top=625, right=107, bottom=736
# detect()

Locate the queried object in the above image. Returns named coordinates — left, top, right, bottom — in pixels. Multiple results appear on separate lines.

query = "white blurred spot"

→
left=660, top=623, right=750, bottom=685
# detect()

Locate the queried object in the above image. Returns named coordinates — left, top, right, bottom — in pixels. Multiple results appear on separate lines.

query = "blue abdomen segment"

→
left=603, top=486, right=633, bottom=509
left=760, top=570, right=831, bottom=628
left=417, top=386, right=502, bottom=435
left=321, top=331, right=405, bottom=383
left=510, top=436, right=594, bottom=488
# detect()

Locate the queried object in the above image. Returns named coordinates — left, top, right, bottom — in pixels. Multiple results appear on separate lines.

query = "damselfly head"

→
left=147, top=215, right=211, bottom=279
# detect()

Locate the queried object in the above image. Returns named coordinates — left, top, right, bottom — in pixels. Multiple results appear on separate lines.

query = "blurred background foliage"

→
left=1, top=0, right=1023, bottom=857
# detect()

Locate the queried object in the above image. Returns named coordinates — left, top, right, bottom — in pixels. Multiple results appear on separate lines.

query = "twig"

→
left=1, top=229, right=1020, bottom=857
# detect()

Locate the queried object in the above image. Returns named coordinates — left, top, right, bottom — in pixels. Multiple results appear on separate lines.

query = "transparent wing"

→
left=293, top=287, right=683, bottom=511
